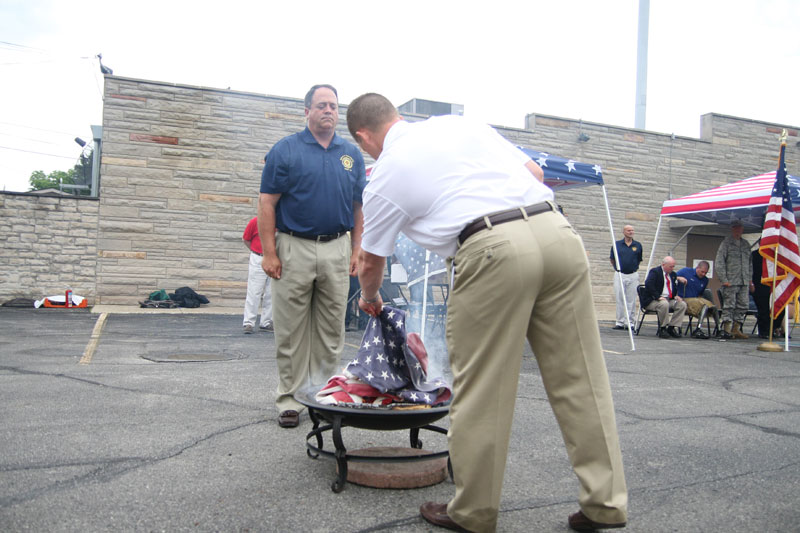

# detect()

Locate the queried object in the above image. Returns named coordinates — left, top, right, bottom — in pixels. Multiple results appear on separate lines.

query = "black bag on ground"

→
left=168, top=287, right=210, bottom=308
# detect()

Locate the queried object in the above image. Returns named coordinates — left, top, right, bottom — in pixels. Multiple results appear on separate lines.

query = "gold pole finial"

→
left=779, top=129, right=788, bottom=144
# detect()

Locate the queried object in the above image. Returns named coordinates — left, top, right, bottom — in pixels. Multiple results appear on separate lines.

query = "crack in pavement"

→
left=615, top=407, right=800, bottom=440
left=0, top=364, right=264, bottom=412
left=0, top=416, right=272, bottom=508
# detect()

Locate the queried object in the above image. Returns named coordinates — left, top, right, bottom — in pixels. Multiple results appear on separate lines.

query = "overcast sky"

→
left=1, top=0, right=798, bottom=192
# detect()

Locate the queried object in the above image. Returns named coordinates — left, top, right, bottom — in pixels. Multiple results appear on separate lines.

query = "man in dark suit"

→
left=641, top=256, right=688, bottom=339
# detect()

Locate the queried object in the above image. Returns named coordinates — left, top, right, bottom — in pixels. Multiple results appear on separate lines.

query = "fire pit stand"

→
left=297, top=387, right=450, bottom=493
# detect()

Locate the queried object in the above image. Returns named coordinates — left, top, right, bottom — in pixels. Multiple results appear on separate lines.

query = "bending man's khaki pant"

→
left=446, top=211, right=627, bottom=533
left=272, top=233, right=350, bottom=413
left=644, top=297, right=687, bottom=327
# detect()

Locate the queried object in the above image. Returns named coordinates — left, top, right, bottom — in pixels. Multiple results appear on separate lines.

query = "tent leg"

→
left=603, top=185, right=635, bottom=351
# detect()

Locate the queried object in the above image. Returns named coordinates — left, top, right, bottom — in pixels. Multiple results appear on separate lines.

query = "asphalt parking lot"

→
left=1, top=307, right=799, bottom=532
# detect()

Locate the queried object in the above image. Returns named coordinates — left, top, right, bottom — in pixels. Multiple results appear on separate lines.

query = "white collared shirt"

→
left=661, top=271, right=673, bottom=299
left=361, top=116, right=554, bottom=258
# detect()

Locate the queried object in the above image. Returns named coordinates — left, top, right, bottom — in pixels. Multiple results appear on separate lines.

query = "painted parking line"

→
left=79, top=312, right=108, bottom=365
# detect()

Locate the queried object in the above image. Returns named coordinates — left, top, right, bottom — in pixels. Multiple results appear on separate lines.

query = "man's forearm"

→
left=358, top=250, right=385, bottom=300
left=257, top=194, right=279, bottom=257
left=351, top=203, right=364, bottom=252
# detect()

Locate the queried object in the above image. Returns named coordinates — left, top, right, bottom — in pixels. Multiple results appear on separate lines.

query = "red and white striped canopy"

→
left=660, top=171, right=800, bottom=230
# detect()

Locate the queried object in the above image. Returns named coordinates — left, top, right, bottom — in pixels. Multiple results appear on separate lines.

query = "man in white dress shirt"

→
left=346, top=93, right=627, bottom=533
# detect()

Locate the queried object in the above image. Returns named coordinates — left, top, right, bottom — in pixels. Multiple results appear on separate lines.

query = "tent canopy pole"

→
left=603, top=185, right=636, bottom=351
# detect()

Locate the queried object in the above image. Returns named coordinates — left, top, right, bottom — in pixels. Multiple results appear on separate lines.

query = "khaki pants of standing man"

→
left=272, top=233, right=350, bottom=414
left=445, top=210, right=628, bottom=533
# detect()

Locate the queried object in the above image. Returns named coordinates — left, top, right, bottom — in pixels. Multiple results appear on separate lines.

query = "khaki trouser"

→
left=445, top=211, right=628, bottom=533
left=685, top=297, right=714, bottom=318
left=272, top=233, right=350, bottom=413
left=645, top=297, right=687, bottom=328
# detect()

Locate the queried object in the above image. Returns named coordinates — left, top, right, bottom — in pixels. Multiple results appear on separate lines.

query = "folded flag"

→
left=316, top=306, right=451, bottom=407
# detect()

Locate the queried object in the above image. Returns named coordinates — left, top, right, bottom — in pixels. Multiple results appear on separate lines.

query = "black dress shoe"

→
left=692, top=328, right=710, bottom=339
left=420, top=502, right=470, bottom=532
left=657, top=327, right=670, bottom=339
left=667, top=326, right=682, bottom=338
left=568, top=510, right=626, bottom=531
left=612, top=325, right=625, bottom=330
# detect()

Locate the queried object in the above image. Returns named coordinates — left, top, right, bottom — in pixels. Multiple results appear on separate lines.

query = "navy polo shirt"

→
left=676, top=266, right=708, bottom=298
left=260, top=128, right=366, bottom=235
left=610, top=239, right=643, bottom=274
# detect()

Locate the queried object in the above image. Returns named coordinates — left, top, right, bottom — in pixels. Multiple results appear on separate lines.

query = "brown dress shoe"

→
left=278, top=410, right=299, bottom=428
left=420, top=502, right=471, bottom=532
left=568, top=510, right=626, bottom=531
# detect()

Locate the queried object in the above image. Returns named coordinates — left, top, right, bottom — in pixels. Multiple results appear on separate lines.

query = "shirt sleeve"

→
left=351, top=150, right=367, bottom=205
left=360, top=191, right=411, bottom=258
left=261, top=140, right=292, bottom=194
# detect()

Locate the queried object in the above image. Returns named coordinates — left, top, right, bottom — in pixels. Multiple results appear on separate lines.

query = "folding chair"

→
left=634, top=285, right=658, bottom=335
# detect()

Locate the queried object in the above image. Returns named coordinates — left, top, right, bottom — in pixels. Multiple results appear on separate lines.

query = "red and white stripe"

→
left=759, top=146, right=800, bottom=318
left=661, top=173, right=780, bottom=216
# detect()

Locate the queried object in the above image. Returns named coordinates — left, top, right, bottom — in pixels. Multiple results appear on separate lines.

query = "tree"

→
left=28, top=169, right=77, bottom=191
left=28, top=150, right=93, bottom=194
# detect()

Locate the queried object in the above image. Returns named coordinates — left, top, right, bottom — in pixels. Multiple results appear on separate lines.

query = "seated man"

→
left=640, top=256, right=688, bottom=339
left=675, top=261, right=718, bottom=339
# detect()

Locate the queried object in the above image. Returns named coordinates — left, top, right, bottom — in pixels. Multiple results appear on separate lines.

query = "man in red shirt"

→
left=242, top=216, right=273, bottom=334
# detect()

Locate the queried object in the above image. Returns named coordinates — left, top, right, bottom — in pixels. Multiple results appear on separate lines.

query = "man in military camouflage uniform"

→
left=715, top=221, right=755, bottom=339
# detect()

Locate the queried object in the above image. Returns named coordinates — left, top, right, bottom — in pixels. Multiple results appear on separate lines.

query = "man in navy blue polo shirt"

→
left=258, top=84, right=366, bottom=428
left=610, top=225, right=643, bottom=330
left=675, top=261, right=717, bottom=339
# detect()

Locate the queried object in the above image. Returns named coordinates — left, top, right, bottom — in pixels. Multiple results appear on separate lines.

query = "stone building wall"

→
left=95, top=77, right=311, bottom=306
left=517, top=112, right=798, bottom=316
left=0, top=193, right=98, bottom=302
left=1, top=74, right=797, bottom=319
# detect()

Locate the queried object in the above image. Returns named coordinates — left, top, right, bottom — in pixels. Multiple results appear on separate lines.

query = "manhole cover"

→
left=141, top=351, right=245, bottom=363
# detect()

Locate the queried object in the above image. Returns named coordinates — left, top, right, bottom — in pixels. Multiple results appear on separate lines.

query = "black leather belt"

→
left=281, top=229, right=347, bottom=242
left=251, top=250, right=263, bottom=256
left=458, top=202, right=554, bottom=245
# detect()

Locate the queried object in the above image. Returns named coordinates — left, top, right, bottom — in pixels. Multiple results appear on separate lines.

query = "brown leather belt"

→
left=281, top=230, right=347, bottom=242
left=458, top=202, right=554, bottom=245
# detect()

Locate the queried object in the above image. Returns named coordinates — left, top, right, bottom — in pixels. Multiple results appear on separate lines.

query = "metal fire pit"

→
left=295, top=385, right=450, bottom=492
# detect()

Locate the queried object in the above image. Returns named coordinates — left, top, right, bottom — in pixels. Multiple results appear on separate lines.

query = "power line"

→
left=0, top=145, right=77, bottom=159
left=0, top=41, right=46, bottom=52
left=0, top=120, right=83, bottom=137
left=0, top=132, right=67, bottom=148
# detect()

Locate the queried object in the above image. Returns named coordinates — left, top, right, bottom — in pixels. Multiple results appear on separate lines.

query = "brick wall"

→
left=2, top=75, right=797, bottom=319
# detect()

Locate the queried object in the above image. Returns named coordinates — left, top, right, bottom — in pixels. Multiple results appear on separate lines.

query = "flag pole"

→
left=759, top=130, right=790, bottom=352
left=758, top=242, right=782, bottom=351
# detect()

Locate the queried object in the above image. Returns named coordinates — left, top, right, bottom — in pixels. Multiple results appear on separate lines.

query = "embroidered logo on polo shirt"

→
left=632, top=246, right=637, bottom=251
left=340, top=155, right=354, bottom=171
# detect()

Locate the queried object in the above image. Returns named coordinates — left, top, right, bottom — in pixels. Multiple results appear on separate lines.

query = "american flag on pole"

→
left=315, top=306, right=451, bottom=407
left=758, top=140, right=800, bottom=318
